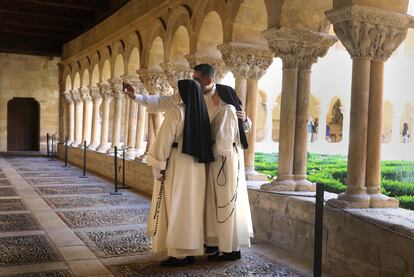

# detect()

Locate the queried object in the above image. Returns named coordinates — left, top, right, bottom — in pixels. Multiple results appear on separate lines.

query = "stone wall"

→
left=0, top=53, right=60, bottom=152
left=249, top=188, right=414, bottom=277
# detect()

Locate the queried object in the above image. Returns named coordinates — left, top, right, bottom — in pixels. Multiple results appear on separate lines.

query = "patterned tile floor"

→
left=0, top=155, right=316, bottom=277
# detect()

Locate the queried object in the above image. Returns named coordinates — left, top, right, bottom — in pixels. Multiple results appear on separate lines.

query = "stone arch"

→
left=81, top=69, right=90, bottom=88
left=400, top=102, right=413, bottom=143
left=124, top=32, right=142, bottom=75
left=256, top=89, right=269, bottom=141
left=194, top=11, right=224, bottom=57
left=73, top=72, right=80, bottom=89
left=165, top=6, right=192, bottom=63
left=326, top=97, right=344, bottom=143
left=382, top=100, right=393, bottom=143
left=101, top=59, right=111, bottom=82
left=89, top=51, right=100, bottom=85
left=99, top=47, right=111, bottom=82
left=111, top=40, right=125, bottom=77
left=63, top=65, right=72, bottom=91
left=231, top=0, right=268, bottom=46
left=142, top=19, right=166, bottom=68
left=64, top=75, right=72, bottom=91
left=272, top=93, right=282, bottom=142
left=79, top=57, right=90, bottom=88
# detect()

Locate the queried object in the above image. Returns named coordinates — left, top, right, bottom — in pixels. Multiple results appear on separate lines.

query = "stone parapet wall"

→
left=248, top=188, right=414, bottom=277
left=56, top=144, right=154, bottom=196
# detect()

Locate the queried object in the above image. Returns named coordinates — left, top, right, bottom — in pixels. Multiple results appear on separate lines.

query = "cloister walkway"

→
left=0, top=155, right=318, bottom=276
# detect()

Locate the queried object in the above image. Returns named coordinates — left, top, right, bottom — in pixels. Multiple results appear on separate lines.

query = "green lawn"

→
left=254, top=152, right=414, bottom=210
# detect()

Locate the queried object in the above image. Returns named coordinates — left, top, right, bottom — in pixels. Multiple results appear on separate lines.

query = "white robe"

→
left=147, top=105, right=206, bottom=257
left=205, top=104, right=253, bottom=253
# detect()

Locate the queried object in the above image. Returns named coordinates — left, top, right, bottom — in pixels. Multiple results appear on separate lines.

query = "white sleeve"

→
left=133, top=94, right=178, bottom=113
left=213, top=106, right=238, bottom=157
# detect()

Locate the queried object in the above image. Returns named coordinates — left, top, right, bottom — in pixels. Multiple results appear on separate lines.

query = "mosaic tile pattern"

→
left=0, top=187, right=18, bottom=197
left=78, top=229, right=152, bottom=258
left=0, top=235, right=61, bottom=266
left=8, top=270, right=73, bottom=277
left=36, top=185, right=110, bottom=195
left=44, top=195, right=144, bottom=209
left=0, top=214, right=40, bottom=232
left=109, top=251, right=307, bottom=277
left=27, top=177, right=102, bottom=186
left=0, top=199, right=26, bottom=211
left=16, top=167, right=79, bottom=173
left=58, top=208, right=149, bottom=228
left=0, top=179, right=11, bottom=186
left=21, top=172, right=78, bottom=178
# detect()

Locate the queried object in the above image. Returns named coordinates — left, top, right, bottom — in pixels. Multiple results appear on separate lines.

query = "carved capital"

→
left=325, top=5, right=413, bottom=61
left=63, top=91, right=74, bottom=104
left=97, top=82, right=113, bottom=100
left=70, top=89, right=82, bottom=103
left=160, top=62, right=192, bottom=89
left=218, top=43, right=274, bottom=79
left=108, top=77, right=123, bottom=99
left=137, top=69, right=171, bottom=95
left=185, top=54, right=228, bottom=82
left=89, top=86, right=101, bottom=103
left=80, top=87, right=92, bottom=103
left=263, top=27, right=337, bottom=69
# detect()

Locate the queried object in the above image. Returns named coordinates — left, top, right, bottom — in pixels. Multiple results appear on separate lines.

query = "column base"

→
left=294, top=177, right=316, bottom=192
left=125, top=148, right=137, bottom=160
left=327, top=192, right=371, bottom=209
left=245, top=167, right=268, bottom=181
left=135, top=153, right=148, bottom=163
left=260, top=176, right=296, bottom=191
left=70, top=141, right=81, bottom=147
left=88, top=143, right=99, bottom=151
left=368, top=193, right=399, bottom=208
left=96, top=144, right=111, bottom=153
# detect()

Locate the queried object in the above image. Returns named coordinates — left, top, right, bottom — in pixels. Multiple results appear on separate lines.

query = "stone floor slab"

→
left=0, top=213, right=40, bottom=232
left=7, top=270, right=73, bottom=277
left=0, top=235, right=62, bottom=266
left=21, top=172, right=79, bottom=178
left=0, top=199, right=26, bottom=211
left=44, top=195, right=144, bottom=209
left=77, top=229, right=152, bottom=258
left=58, top=245, right=96, bottom=261
left=27, top=178, right=103, bottom=186
left=36, top=185, right=111, bottom=196
left=57, top=208, right=149, bottom=228
left=0, top=187, right=18, bottom=197
left=68, top=259, right=111, bottom=276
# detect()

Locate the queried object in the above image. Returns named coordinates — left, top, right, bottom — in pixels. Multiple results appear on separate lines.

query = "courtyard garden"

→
left=254, top=153, right=414, bottom=210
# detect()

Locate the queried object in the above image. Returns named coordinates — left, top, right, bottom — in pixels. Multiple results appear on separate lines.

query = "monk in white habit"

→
left=205, top=86, right=254, bottom=261
left=146, top=79, right=214, bottom=267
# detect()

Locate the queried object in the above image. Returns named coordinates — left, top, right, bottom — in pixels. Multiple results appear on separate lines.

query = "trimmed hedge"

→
left=254, top=152, right=414, bottom=210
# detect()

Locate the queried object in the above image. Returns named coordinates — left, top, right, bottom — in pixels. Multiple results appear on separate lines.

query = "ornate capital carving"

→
left=325, top=5, right=413, bottom=61
left=80, top=87, right=92, bottom=103
left=185, top=54, right=228, bottom=82
left=89, top=86, right=101, bottom=102
left=160, top=62, right=192, bottom=89
left=70, top=89, right=82, bottom=103
left=218, top=43, right=274, bottom=79
left=97, top=82, right=113, bottom=100
left=263, top=27, right=337, bottom=69
left=137, top=69, right=171, bottom=95
left=108, top=77, right=123, bottom=99
left=63, top=91, right=74, bottom=104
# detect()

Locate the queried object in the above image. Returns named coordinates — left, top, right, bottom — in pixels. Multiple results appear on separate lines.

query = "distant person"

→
left=326, top=124, right=331, bottom=142
left=402, top=123, right=410, bottom=143
left=311, top=118, right=319, bottom=143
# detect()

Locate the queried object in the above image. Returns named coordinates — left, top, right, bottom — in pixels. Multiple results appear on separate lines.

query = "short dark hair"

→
left=193, top=63, right=215, bottom=78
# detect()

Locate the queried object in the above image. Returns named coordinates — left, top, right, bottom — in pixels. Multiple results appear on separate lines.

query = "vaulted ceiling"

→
left=0, top=0, right=130, bottom=57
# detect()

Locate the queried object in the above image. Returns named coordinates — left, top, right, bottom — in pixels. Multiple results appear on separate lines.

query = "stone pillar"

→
left=71, top=89, right=83, bottom=147
left=160, top=62, right=192, bottom=90
left=135, top=103, right=147, bottom=156
left=126, top=77, right=145, bottom=159
left=326, top=5, right=410, bottom=208
left=340, top=105, right=350, bottom=144
left=391, top=111, right=402, bottom=144
left=108, top=77, right=123, bottom=151
left=88, top=86, right=102, bottom=150
left=96, top=83, right=113, bottom=153
left=186, top=54, right=228, bottom=83
left=316, top=104, right=329, bottom=144
left=63, top=91, right=75, bottom=144
left=261, top=102, right=274, bottom=142
left=79, top=88, right=92, bottom=147
left=123, top=96, right=130, bottom=146
left=137, top=69, right=171, bottom=160
left=261, top=27, right=336, bottom=191
left=219, top=43, right=274, bottom=180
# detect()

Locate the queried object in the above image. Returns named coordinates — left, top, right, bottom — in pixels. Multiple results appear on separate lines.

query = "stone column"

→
left=391, top=111, right=402, bottom=144
left=326, top=5, right=410, bottom=208
left=261, top=102, right=274, bottom=142
left=79, top=87, right=92, bottom=147
left=160, top=62, right=192, bottom=90
left=71, top=89, right=83, bottom=147
left=261, top=27, right=336, bottom=191
left=108, top=77, right=123, bottom=151
left=88, top=86, right=102, bottom=150
left=137, top=69, right=171, bottom=160
left=340, top=105, right=350, bottom=144
left=186, top=54, right=228, bottom=83
left=219, top=43, right=274, bottom=180
left=63, top=91, right=75, bottom=144
left=123, top=96, right=130, bottom=146
left=316, top=104, right=329, bottom=144
left=135, top=103, right=147, bottom=156
left=96, top=83, right=113, bottom=153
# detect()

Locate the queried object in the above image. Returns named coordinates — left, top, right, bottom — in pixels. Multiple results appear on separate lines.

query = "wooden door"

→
left=7, top=98, right=40, bottom=151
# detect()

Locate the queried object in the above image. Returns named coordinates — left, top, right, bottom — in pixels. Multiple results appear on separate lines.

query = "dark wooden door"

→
left=7, top=98, right=40, bottom=151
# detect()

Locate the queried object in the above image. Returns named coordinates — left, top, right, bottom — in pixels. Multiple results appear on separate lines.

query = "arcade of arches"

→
left=1, top=0, right=414, bottom=276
